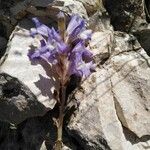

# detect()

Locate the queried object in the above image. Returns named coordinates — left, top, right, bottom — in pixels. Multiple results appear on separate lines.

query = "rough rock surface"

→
left=109, top=33, right=150, bottom=138
left=0, top=0, right=150, bottom=150
left=53, top=0, right=88, bottom=18
left=0, top=36, right=7, bottom=59
left=133, top=27, right=150, bottom=56
left=67, top=67, right=129, bottom=150
left=0, top=73, right=47, bottom=124
left=76, top=0, right=101, bottom=15
left=104, top=0, right=147, bottom=32
left=89, top=30, right=114, bottom=64
left=0, top=25, right=59, bottom=124
left=0, top=110, right=78, bottom=150
left=67, top=32, right=150, bottom=150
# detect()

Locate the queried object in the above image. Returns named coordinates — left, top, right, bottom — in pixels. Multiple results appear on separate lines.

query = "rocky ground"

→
left=0, top=0, right=150, bottom=150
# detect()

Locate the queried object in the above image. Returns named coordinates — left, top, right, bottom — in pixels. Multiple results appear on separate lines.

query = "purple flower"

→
left=66, top=15, right=85, bottom=38
left=66, top=15, right=92, bottom=42
left=75, top=61, right=95, bottom=78
left=28, top=12, right=95, bottom=83
left=30, top=18, right=50, bottom=37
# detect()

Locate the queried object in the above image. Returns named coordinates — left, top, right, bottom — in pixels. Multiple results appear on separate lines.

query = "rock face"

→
left=0, top=73, right=46, bottom=124
left=0, top=25, right=58, bottom=123
left=0, top=0, right=150, bottom=150
left=89, top=30, right=114, bottom=64
left=0, top=36, right=7, bottom=59
left=76, top=0, right=101, bottom=15
left=67, top=32, right=150, bottom=150
left=104, top=0, right=147, bottom=32
left=68, top=68, right=128, bottom=150
left=133, top=28, right=150, bottom=56
left=56, top=0, right=88, bottom=19
left=109, top=47, right=150, bottom=138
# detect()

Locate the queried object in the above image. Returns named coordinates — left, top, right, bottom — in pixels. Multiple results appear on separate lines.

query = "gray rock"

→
left=31, top=0, right=55, bottom=7
left=68, top=67, right=132, bottom=150
left=109, top=49, right=150, bottom=138
left=88, top=10, right=113, bottom=32
left=0, top=73, right=47, bottom=124
left=53, top=0, right=88, bottom=19
left=104, top=0, right=147, bottom=32
left=0, top=36, right=7, bottom=50
left=67, top=31, right=150, bottom=149
left=113, top=31, right=141, bottom=56
left=0, top=112, right=51, bottom=150
left=89, top=30, right=114, bottom=64
left=76, top=0, right=102, bottom=15
left=0, top=110, right=78, bottom=150
left=0, top=25, right=58, bottom=123
left=0, top=36, right=7, bottom=59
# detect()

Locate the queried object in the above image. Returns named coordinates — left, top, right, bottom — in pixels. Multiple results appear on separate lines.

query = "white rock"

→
left=54, top=0, right=88, bottom=19
left=109, top=49, right=150, bottom=138
left=113, top=32, right=141, bottom=55
left=0, top=26, right=57, bottom=110
left=67, top=31, right=150, bottom=149
left=68, top=68, right=132, bottom=150
left=76, top=0, right=101, bottom=14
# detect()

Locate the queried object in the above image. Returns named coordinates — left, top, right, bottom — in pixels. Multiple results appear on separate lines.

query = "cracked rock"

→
left=76, top=0, right=102, bottom=15
left=89, top=30, right=114, bottom=65
left=108, top=31, right=150, bottom=138
left=53, top=0, right=88, bottom=19
left=67, top=31, right=150, bottom=149
left=0, top=73, right=46, bottom=124
left=0, top=25, right=58, bottom=122
left=113, top=31, right=141, bottom=56
left=67, top=67, right=132, bottom=150
left=104, top=0, right=147, bottom=32
left=109, top=48, right=150, bottom=138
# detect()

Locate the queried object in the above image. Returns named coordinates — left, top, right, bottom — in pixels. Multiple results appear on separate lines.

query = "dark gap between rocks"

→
left=133, top=31, right=150, bottom=57
left=144, top=0, right=150, bottom=22
left=123, top=126, right=150, bottom=144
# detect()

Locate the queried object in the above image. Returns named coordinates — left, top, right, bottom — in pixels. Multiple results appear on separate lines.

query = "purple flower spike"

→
left=66, top=15, right=93, bottom=43
left=29, top=12, right=95, bottom=81
left=28, top=13, right=96, bottom=148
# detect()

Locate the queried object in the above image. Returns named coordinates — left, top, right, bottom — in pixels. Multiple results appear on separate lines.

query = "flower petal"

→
left=37, top=25, right=49, bottom=37
left=76, top=61, right=95, bottom=78
left=31, top=18, right=50, bottom=37
left=67, top=15, right=85, bottom=38
left=51, top=27, right=62, bottom=42
left=57, top=42, right=68, bottom=54
left=32, top=17, right=41, bottom=27
left=28, top=50, right=40, bottom=59
left=30, top=28, right=37, bottom=37
left=79, top=29, right=92, bottom=40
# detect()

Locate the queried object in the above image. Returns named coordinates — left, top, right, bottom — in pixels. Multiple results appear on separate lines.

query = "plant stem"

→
left=54, top=85, right=66, bottom=150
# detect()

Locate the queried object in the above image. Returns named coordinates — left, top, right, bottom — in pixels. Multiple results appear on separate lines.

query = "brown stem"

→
left=58, top=14, right=66, bottom=40
left=54, top=85, right=66, bottom=150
